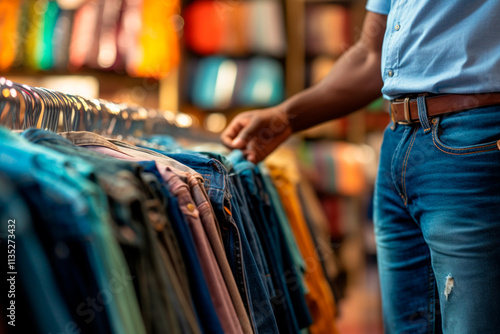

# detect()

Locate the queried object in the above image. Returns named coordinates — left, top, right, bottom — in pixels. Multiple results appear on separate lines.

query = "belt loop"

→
left=417, top=94, right=431, bottom=133
left=390, top=102, right=398, bottom=131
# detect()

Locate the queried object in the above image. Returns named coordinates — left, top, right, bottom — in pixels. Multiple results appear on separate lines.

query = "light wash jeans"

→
left=374, top=98, right=500, bottom=333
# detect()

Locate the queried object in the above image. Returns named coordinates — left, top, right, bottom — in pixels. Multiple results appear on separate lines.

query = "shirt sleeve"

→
left=365, top=0, right=391, bottom=15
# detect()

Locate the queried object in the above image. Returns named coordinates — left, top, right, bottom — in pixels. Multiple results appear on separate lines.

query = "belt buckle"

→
left=391, top=97, right=412, bottom=125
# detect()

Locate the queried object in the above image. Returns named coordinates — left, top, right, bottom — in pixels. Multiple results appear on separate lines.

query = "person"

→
left=221, top=1, right=500, bottom=333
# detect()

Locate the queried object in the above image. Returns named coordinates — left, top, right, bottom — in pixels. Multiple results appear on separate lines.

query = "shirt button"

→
left=395, top=24, right=400, bottom=31
left=388, top=70, right=394, bottom=77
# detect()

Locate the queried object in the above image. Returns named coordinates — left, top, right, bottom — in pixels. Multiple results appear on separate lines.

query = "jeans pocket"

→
left=431, top=107, right=500, bottom=155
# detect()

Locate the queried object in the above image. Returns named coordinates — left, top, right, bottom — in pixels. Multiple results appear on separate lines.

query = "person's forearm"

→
left=281, top=12, right=386, bottom=132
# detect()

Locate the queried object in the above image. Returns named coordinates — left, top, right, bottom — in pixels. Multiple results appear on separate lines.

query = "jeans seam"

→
left=402, top=127, right=418, bottom=205
left=428, top=264, right=435, bottom=334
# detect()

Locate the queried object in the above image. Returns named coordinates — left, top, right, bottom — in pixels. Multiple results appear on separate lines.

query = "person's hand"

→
left=221, top=105, right=293, bottom=163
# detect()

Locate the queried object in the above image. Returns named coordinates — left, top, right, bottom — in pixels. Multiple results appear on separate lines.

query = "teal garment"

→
left=26, top=129, right=202, bottom=334
left=366, top=0, right=500, bottom=99
left=0, top=128, right=146, bottom=334
left=38, top=1, right=60, bottom=70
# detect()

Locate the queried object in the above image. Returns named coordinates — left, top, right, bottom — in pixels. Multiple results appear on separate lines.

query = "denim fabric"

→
left=140, top=162, right=225, bottom=334
left=0, top=129, right=130, bottom=334
left=374, top=104, right=500, bottom=333
left=230, top=156, right=312, bottom=333
left=229, top=175, right=274, bottom=298
left=22, top=129, right=199, bottom=334
left=61, top=131, right=198, bottom=175
left=255, top=168, right=313, bottom=330
left=162, top=168, right=244, bottom=334
left=0, top=174, right=74, bottom=334
left=164, top=153, right=280, bottom=334
left=258, top=165, right=306, bottom=284
left=142, top=134, right=182, bottom=151
left=266, top=153, right=338, bottom=334
left=140, top=172, right=196, bottom=316
left=187, top=175, right=254, bottom=334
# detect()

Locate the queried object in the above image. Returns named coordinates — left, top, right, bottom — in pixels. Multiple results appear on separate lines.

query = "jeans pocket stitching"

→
left=431, top=118, right=499, bottom=155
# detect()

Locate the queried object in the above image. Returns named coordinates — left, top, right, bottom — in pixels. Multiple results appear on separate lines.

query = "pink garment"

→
left=82, top=145, right=245, bottom=334
left=162, top=169, right=244, bottom=334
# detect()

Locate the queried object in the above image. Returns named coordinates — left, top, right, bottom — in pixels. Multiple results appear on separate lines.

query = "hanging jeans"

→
left=374, top=101, right=500, bottom=333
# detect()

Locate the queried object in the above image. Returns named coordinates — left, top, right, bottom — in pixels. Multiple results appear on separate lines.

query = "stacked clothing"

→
left=0, top=127, right=337, bottom=334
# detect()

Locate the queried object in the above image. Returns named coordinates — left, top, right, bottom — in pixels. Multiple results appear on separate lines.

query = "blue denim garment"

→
left=229, top=175, right=274, bottom=298
left=22, top=129, right=198, bottom=334
left=142, top=134, right=182, bottom=151
left=0, top=129, right=127, bottom=334
left=140, top=161, right=224, bottom=334
left=163, top=153, right=280, bottom=334
left=253, top=167, right=313, bottom=330
left=0, top=174, right=75, bottom=334
left=374, top=103, right=500, bottom=333
left=230, top=154, right=312, bottom=332
left=257, top=164, right=306, bottom=281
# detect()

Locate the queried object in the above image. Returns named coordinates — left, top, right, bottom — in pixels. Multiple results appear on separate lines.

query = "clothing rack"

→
left=0, top=77, right=218, bottom=141
left=0, top=77, right=339, bottom=334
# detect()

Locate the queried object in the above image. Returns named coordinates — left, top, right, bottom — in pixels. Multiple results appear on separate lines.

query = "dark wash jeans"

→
left=230, top=155, right=312, bottom=333
left=165, top=152, right=280, bottom=334
left=375, top=102, right=500, bottom=333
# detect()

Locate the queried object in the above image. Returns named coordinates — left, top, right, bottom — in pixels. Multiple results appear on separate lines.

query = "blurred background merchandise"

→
left=0, top=0, right=390, bottom=332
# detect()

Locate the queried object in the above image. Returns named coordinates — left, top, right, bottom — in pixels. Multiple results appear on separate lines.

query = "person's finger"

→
left=221, top=116, right=248, bottom=147
left=244, top=139, right=265, bottom=163
left=230, top=118, right=261, bottom=149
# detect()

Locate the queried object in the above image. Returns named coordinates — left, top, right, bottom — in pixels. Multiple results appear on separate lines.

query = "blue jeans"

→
left=165, top=152, right=280, bottom=334
left=374, top=101, right=500, bottom=333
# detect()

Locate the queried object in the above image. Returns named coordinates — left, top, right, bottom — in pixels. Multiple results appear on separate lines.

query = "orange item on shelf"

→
left=0, top=0, right=22, bottom=71
left=132, top=0, right=180, bottom=78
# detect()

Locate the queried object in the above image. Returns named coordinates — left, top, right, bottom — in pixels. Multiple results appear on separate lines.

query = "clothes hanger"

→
left=0, top=79, right=22, bottom=130
left=14, top=83, right=37, bottom=129
left=33, top=87, right=55, bottom=131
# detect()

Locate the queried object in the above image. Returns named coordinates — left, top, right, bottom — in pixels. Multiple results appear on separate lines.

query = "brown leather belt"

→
left=390, top=93, right=500, bottom=125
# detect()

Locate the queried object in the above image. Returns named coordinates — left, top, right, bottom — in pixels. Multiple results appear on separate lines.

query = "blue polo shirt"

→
left=366, top=0, right=500, bottom=100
